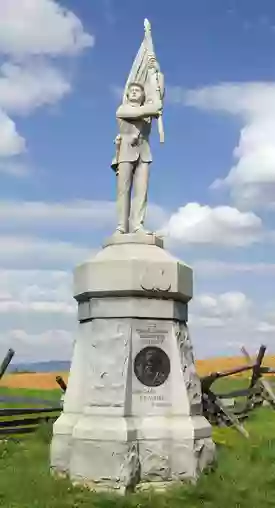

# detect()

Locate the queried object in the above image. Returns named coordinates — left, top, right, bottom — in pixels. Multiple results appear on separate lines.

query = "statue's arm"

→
left=147, top=59, right=165, bottom=99
left=116, top=100, right=162, bottom=120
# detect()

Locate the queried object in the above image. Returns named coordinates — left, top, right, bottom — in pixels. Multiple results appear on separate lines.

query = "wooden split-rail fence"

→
left=0, top=349, right=62, bottom=438
left=0, top=405, right=62, bottom=438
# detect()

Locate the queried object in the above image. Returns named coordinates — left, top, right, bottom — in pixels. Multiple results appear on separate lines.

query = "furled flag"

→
left=122, top=18, right=165, bottom=143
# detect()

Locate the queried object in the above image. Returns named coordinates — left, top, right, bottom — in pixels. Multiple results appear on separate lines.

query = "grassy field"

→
left=0, top=386, right=61, bottom=403
left=0, top=384, right=275, bottom=507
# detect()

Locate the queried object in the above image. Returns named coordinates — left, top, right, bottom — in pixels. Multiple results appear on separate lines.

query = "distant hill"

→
left=9, top=360, right=71, bottom=373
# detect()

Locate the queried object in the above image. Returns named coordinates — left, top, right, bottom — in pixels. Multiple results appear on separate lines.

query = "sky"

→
left=1, top=0, right=275, bottom=364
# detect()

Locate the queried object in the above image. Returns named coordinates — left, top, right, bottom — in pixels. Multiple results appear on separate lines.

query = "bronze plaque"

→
left=134, top=346, right=170, bottom=387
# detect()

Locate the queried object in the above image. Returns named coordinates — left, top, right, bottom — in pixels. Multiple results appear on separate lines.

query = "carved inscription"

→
left=136, top=323, right=168, bottom=346
left=140, top=393, right=164, bottom=402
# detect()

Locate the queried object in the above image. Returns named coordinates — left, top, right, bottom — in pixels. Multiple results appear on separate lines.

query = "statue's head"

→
left=126, top=82, right=145, bottom=105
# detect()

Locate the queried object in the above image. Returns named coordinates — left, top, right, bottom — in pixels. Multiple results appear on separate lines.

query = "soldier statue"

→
left=111, top=20, right=165, bottom=236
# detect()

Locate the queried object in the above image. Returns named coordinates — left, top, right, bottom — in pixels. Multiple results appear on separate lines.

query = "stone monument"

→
left=50, top=19, right=215, bottom=493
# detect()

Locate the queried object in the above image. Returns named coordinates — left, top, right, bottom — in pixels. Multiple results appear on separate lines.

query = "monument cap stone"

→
left=74, top=238, right=193, bottom=303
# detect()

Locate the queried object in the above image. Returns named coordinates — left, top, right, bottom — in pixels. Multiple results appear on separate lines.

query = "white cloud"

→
left=189, top=315, right=226, bottom=329
left=0, top=269, right=72, bottom=298
left=0, top=268, right=75, bottom=316
left=0, top=199, right=168, bottom=233
left=0, top=236, right=91, bottom=269
left=0, top=0, right=94, bottom=173
left=184, top=82, right=275, bottom=117
left=162, top=202, right=263, bottom=246
left=0, top=62, right=71, bottom=115
left=0, top=200, right=115, bottom=227
left=0, top=300, right=75, bottom=315
left=0, top=199, right=265, bottom=248
left=0, top=269, right=74, bottom=315
left=0, top=109, right=25, bottom=156
left=0, top=161, right=31, bottom=176
left=0, top=268, right=75, bottom=315
left=0, top=328, right=74, bottom=362
left=256, top=321, right=275, bottom=333
left=182, top=82, right=275, bottom=208
left=189, top=290, right=275, bottom=358
left=193, top=260, right=275, bottom=275
left=0, top=197, right=270, bottom=257
left=0, top=269, right=77, bottom=361
left=0, top=0, right=94, bottom=58
left=0, top=61, right=71, bottom=162
left=193, top=291, right=252, bottom=319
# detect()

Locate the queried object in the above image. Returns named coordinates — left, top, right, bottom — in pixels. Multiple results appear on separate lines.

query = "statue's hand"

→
left=152, top=111, right=162, bottom=119
left=148, top=55, right=160, bottom=72
left=154, top=101, right=163, bottom=118
left=114, top=134, right=122, bottom=145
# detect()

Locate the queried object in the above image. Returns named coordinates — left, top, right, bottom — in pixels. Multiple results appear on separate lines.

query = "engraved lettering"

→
left=139, top=394, right=164, bottom=402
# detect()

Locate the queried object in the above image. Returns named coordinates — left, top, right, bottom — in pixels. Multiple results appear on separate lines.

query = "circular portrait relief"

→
left=134, top=346, right=170, bottom=387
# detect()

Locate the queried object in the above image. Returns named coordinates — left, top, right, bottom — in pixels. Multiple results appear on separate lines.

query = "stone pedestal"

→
left=50, top=234, right=215, bottom=493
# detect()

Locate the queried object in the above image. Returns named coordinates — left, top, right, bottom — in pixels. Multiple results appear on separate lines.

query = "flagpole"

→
left=144, top=18, right=165, bottom=143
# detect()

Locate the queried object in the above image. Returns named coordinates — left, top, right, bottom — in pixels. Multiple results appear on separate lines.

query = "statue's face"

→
left=128, top=84, right=144, bottom=104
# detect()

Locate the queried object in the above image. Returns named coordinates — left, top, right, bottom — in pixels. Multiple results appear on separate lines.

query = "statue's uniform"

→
left=111, top=115, right=152, bottom=233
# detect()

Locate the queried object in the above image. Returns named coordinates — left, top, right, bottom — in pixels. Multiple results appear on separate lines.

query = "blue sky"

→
left=1, top=0, right=275, bottom=363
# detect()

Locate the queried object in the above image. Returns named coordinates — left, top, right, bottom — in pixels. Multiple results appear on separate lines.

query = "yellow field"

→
left=1, top=354, right=275, bottom=390
left=1, top=372, right=69, bottom=390
left=196, top=354, right=275, bottom=376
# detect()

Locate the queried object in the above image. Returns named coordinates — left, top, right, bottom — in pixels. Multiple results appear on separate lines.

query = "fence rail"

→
left=0, top=406, right=61, bottom=438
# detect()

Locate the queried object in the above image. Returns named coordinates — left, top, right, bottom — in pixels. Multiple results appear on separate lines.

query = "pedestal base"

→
left=51, top=316, right=215, bottom=491
left=68, top=415, right=213, bottom=488
left=51, top=240, right=215, bottom=492
left=52, top=415, right=214, bottom=493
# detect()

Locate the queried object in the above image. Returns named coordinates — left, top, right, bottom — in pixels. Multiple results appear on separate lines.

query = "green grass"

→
left=0, top=386, right=61, bottom=408
left=0, top=386, right=61, bottom=400
left=0, top=384, right=275, bottom=507
left=213, top=375, right=252, bottom=392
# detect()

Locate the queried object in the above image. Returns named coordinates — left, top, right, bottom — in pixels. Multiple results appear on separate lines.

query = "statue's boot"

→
left=132, top=226, right=153, bottom=235
left=114, top=226, right=127, bottom=235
